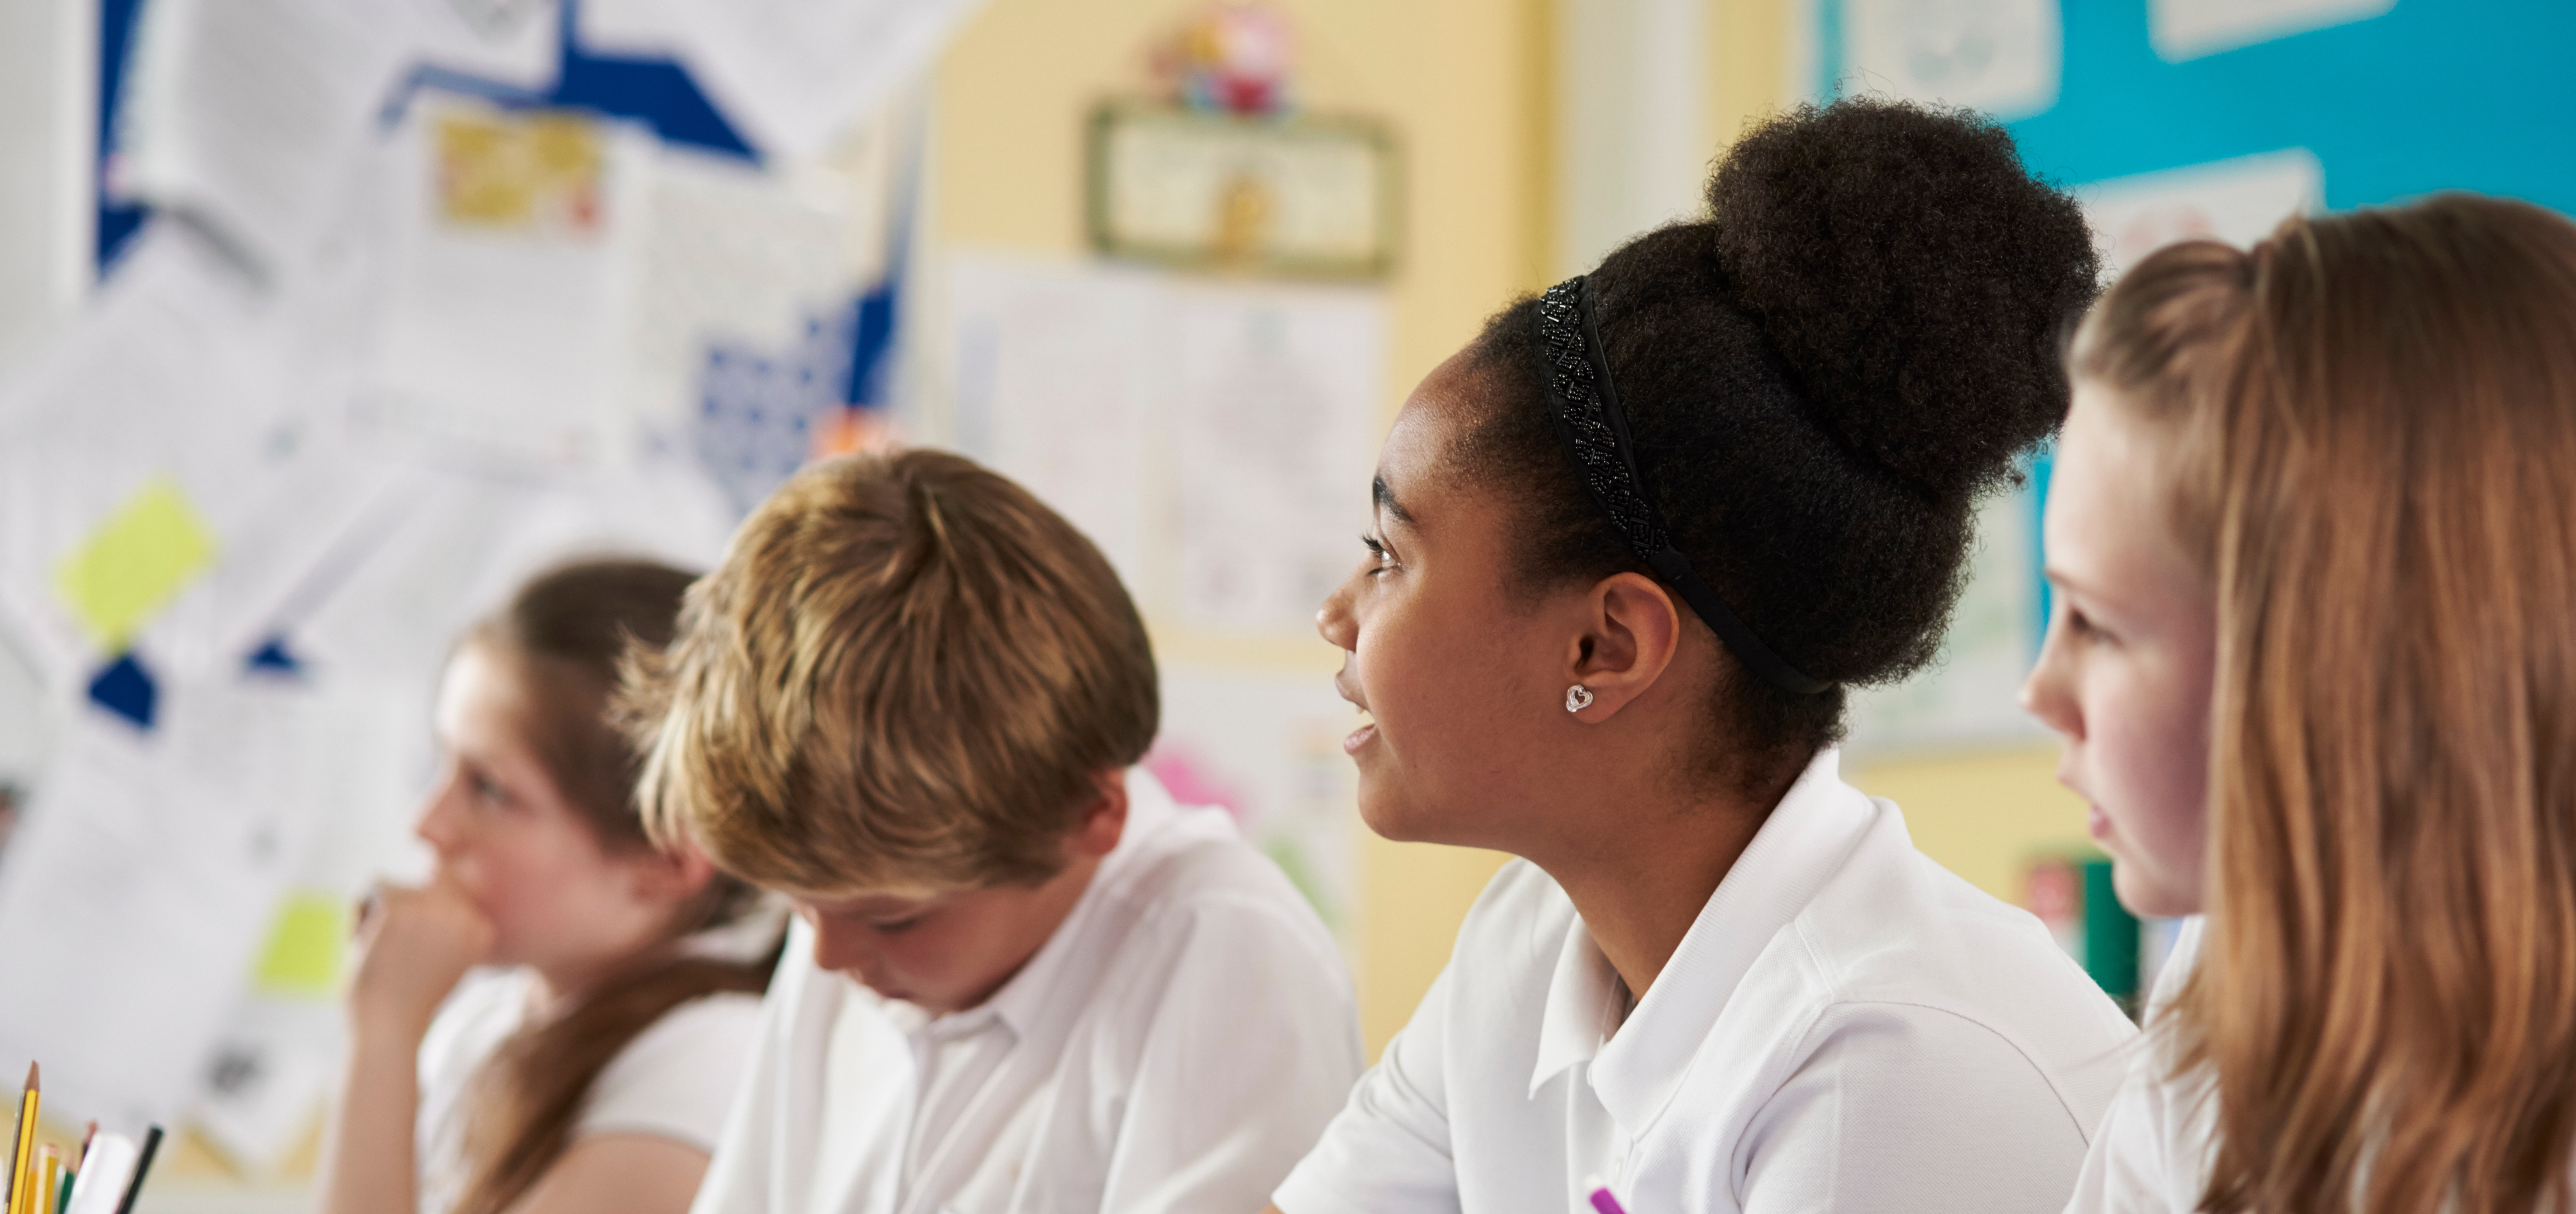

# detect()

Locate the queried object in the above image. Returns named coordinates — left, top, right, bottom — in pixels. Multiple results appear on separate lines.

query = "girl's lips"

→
left=1343, top=722, right=1378, bottom=754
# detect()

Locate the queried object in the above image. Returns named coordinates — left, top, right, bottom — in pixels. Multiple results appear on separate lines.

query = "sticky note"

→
left=252, top=891, right=346, bottom=997
left=52, top=477, right=218, bottom=652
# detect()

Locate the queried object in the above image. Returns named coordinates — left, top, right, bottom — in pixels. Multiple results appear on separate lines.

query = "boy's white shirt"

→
left=2060, top=917, right=2214, bottom=1214
left=687, top=768, right=1365, bottom=1214
left=1274, top=748, right=2142, bottom=1214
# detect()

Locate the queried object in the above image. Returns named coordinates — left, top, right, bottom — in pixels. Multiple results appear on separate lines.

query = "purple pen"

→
left=1586, top=1176, right=1630, bottom=1214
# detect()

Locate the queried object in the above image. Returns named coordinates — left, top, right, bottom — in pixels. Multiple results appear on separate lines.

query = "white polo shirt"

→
left=1275, top=750, right=2138, bottom=1214
left=2061, top=918, right=2213, bottom=1214
left=688, top=768, right=1364, bottom=1214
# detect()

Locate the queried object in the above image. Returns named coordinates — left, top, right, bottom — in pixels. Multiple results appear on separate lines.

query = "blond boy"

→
left=623, top=450, right=1362, bottom=1214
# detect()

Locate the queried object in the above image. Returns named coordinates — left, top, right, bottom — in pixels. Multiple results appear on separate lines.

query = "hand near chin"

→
left=348, top=877, right=495, bottom=1044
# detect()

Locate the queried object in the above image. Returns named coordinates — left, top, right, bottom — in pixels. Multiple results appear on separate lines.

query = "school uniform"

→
left=416, top=971, right=764, bottom=1214
left=1274, top=749, right=2139, bottom=1214
left=2060, top=918, right=2209, bottom=1214
left=688, top=768, right=1364, bottom=1214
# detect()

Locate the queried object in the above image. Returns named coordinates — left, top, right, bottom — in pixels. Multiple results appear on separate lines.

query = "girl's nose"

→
left=1316, top=582, right=1358, bottom=652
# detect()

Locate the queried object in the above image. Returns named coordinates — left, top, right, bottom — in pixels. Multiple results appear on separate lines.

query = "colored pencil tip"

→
left=24, top=1061, right=35, bottom=1091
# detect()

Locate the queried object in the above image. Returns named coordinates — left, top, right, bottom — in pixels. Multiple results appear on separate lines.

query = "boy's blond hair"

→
left=620, top=449, right=1158, bottom=895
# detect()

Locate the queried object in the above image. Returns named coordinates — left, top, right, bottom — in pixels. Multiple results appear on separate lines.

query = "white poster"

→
left=1147, top=666, right=1363, bottom=946
left=2149, top=0, right=2394, bottom=62
left=1843, top=480, right=2047, bottom=756
left=946, top=256, right=1163, bottom=591
left=944, top=254, right=1384, bottom=631
left=2081, top=149, right=2324, bottom=276
left=1842, top=0, right=2062, bottom=120
left=1168, top=280, right=1382, bottom=633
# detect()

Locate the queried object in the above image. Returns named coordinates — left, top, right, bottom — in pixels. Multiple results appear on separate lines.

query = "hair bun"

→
left=1708, top=98, right=2100, bottom=501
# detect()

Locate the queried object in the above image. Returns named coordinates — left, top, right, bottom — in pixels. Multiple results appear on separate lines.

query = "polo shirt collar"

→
left=1526, top=749, right=1878, bottom=1127
left=960, top=767, right=1183, bottom=1040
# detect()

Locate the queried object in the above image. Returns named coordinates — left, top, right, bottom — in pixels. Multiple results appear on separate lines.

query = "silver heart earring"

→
left=1564, top=684, right=1594, bottom=713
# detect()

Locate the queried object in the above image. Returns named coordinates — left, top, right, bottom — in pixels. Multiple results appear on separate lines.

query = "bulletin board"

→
left=1813, top=0, right=2576, bottom=756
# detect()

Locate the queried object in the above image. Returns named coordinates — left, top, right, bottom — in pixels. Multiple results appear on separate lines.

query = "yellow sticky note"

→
left=52, top=477, right=218, bottom=651
left=253, top=890, right=346, bottom=997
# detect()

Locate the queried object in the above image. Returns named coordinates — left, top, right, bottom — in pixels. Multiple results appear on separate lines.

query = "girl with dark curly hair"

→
left=1267, top=98, right=2134, bottom=1214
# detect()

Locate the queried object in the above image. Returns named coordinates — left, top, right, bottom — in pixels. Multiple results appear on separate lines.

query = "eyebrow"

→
left=1372, top=475, right=1414, bottom=526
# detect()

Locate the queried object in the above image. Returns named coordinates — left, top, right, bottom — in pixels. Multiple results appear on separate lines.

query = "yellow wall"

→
left=1852, top=745, right=2090, bottom=904
left=930, top=0, right=1550, bottom=1055
left=930, top=0, right=2092, bottom=1057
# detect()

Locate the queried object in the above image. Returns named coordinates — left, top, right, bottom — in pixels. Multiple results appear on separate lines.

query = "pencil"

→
left=110, top=1127, right=159, bottom=1214
left=35, top=1147, right=58, bottom=1214
left=10, top=1064, right=38, bottom=1214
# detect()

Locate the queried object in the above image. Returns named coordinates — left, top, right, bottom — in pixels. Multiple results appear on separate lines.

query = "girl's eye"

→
left=1360, top=534, right=1394, bottom=575
left=2064, top=607, right=2111, bottom=645
left=870, top=915, right=926, bottom=934
left=468, top=771, right=510, bottom=807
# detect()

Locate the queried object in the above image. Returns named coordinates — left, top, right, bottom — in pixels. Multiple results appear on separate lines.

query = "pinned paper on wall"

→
left=948, top=256, right=1160, bottom=591
left=1169, top=281, right=1381, bottom=633
left=1840, top=0, right=2061, bottom=120
left=363, top=99, right=644, bottom=470
left=1147, top=666, right=1363, bottom=945
left=2080, top=149, right=2323, bottom=275
left=2148, top=0, right=2394, bottom=62
left=945, top=254, right=1385, bottom=627
left=434, top=108, right=609, bottom=235
left=250, top=890, right=346, bottom=997
left=1844, top=479, right=2047, bottom=756
left=51, top=479, right=220, bottom=653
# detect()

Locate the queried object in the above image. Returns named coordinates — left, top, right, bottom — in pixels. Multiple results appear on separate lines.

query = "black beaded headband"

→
left=1535, top=276, right=1830, bottom=697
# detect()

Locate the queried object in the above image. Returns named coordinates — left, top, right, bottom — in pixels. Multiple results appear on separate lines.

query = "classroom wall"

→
left=927, top=0, right=1552, bottom=1054
left=924, top=0, right=2087, bottom=1056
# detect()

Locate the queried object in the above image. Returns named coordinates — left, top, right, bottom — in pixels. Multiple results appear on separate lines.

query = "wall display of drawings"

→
left=1813, top=0, right=2574, bottom=756
left=942, top=252, right=1384, bottom=940
left=0, top=0, right=980, bottom=1174
left=945, top=253, right=1386, bottom=636
left=1146, top=667, right=1365, bottom=947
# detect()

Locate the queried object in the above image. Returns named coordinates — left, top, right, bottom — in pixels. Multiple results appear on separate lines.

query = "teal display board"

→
left=1819, top=0, right=2576, bottom=212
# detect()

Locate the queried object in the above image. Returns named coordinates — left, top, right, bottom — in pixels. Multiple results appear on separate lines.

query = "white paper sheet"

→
left=358, top=99, right=648, bottom=471
left=1166, top=280, right=1382, bottom=633
left=2149, top=0, right=2393, bottom=62
left=113, top=0, right=412, bottom=275
left=2081, top=149, right=2325, bottom=276
left=1843, top=481, right=2048, bottom=756
left=945, top=256, right=1162, bottom=592
left=0, top=677, right=334, bottom=1128
left=620, top=145, right=861, bottom=436
left=0, top=225, right=373, bottom=691
left=1146, top=666, right=1363, bottom=946
left=653, top=0, right=987, bottom=161
left=1841, top=0, right=2062, bottom=120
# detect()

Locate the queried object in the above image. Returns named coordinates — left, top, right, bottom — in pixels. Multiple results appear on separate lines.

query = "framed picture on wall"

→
left=1085, top=100, right=1400, bottom=280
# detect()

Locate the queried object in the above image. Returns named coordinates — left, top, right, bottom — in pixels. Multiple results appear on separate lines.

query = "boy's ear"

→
left=1563, top=571, right=1683, bottom=722
left=628, top=842, right=718, bottom=907
left=1068, top=768, right=1131, bottom=860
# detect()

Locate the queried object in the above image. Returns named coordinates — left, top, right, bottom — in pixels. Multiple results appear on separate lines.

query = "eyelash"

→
left=1360, top=534, right=1392, bottom=574
left=871, top=916, right=925, bottom=934
left=2065, top=607, right=2108, bottom=643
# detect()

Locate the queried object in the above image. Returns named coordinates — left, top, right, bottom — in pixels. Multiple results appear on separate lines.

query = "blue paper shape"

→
left=245, top=635, right=305, bottom=678
left=88, top=650, right=159, bottom=731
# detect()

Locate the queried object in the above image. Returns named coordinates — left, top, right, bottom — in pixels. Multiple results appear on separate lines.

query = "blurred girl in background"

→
left=319, top=559, right=779, bottom=1214
left=2026, top=193, right=2576, bottom=1214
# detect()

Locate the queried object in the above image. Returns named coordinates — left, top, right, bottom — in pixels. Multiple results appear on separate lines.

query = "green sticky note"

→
left=52, top=477, right=218, bottom=651
left=253, top=891, right=347, bottom=997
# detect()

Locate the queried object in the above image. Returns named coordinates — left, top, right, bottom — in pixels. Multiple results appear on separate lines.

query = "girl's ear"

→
left=1562, top=571, right=1684, bottom=721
